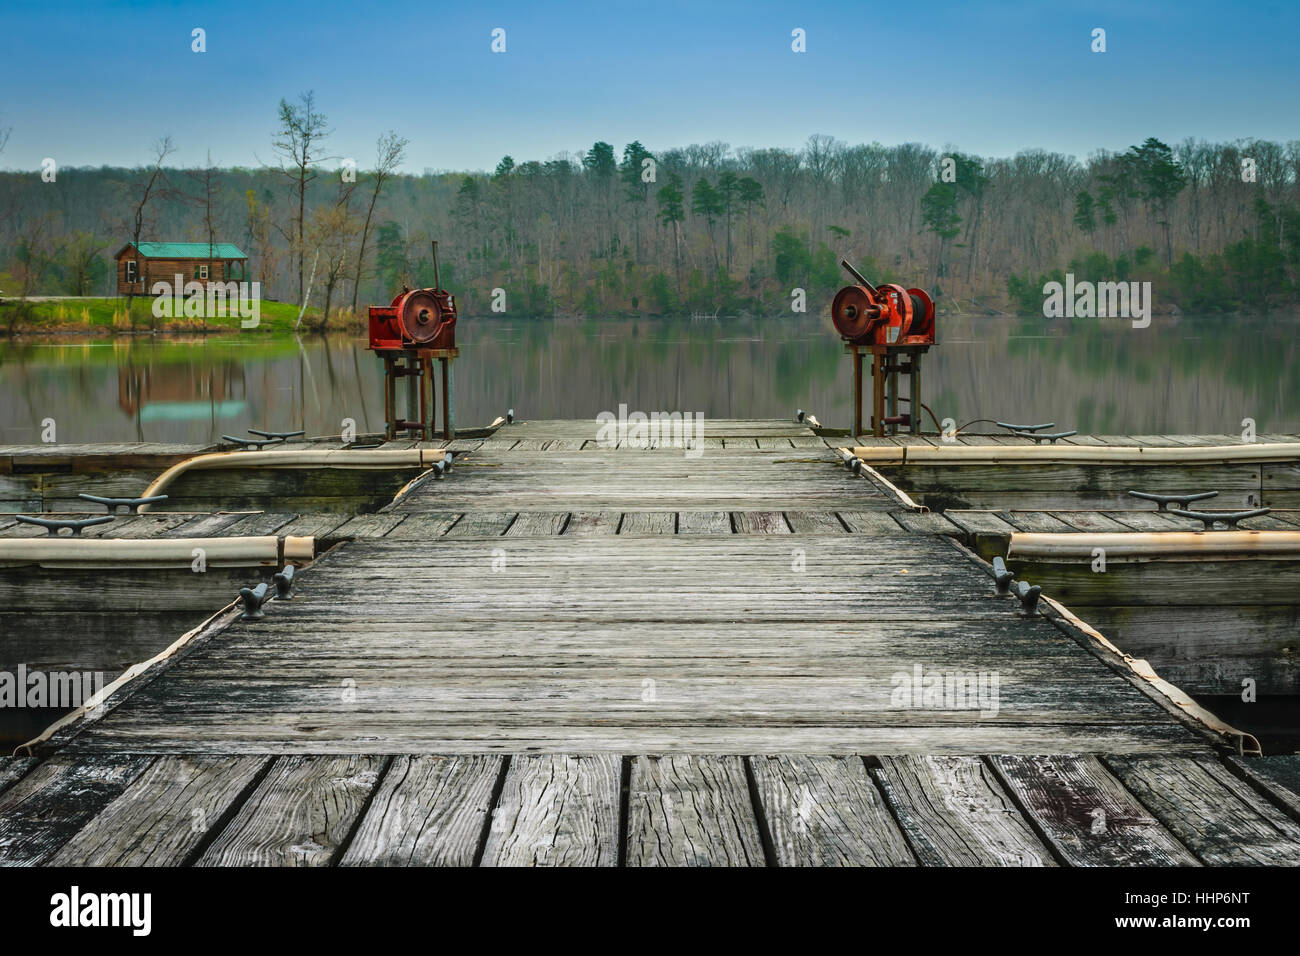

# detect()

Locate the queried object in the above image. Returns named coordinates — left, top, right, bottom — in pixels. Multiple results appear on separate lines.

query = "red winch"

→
left=368, top=271, right=457, bottom=351
left=830, top=261, right=935, bottom=347
left=830, top=259, right=937, bottom=437
left=367, top=241, right=459, bottom=440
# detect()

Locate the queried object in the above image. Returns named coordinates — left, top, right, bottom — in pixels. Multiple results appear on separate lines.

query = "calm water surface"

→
left=1, top=313, right=1297, bottom=443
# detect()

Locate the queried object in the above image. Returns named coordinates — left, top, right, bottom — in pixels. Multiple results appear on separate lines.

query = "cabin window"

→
left=197, top=264, right=210, bottom=280
left=124, top=260, right=138, bottom=282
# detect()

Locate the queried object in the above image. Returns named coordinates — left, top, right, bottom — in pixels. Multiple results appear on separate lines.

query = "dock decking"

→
left=3, top=420, right=1300, bottom=866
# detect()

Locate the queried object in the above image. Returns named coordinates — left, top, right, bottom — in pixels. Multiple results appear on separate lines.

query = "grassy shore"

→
left=0, top=297, right=365, bottom=335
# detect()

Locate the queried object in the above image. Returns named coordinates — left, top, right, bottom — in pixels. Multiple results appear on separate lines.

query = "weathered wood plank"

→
left=444, top=512, right=517, bottom=536
left=784, top=511, right=847, bottom=534
left=943, top=511, right=1019, bottom=537
left=48, top=756, right=268, bottom=866
left=381, top=512, right=459, bottom=538
left=989, top=754, right=1197, bottom=866
left=749, top=755, right=914, bottom=866
left=194, top=755, right=385, bottom=867
left=619, top=512, right=676, bottom=534
left=626, top=756, right=766, bottom=866
left=340, top=755, right=501, bottom=866
left=504, top=512, right=570, bottom=536
left=329, top=513, right=408, bottom=538
left=1227, top=755, right=1300, bottom=821
left=1104, top=755, right=1300, bottom=865
left=1002, top=556, right=1300, bottom=607
left=731, top=511, right=789, bottom=534
left=676, top=511, right=731, bottom=534
left=1071, top=604, right=1300, bottom=695
left=274, top=513, right=352, bottom=539
left=0, top=755, right=155, bottom=865
left=871, top=756, right=1055, bottom=866
left=892, top=511, right=962, bottom=535
left=1055, top=511, right=1138, bottom=533
left=0, top=756, right=37, bottom=797
left=221, top=512, right=300, bottom=537
left=480, top=755, right=620, bottom=867
left=561, top=511, right=620, bottom=535
left=1000, top=511, right=1076, bottom=533
left=160, top=512, right=254, bottom=538
left=838, top=511, right=906, bottom=534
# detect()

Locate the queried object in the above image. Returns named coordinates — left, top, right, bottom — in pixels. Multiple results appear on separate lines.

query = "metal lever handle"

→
left=78, top=493, right=169, bottom=514
left=1128, top=490, right=1219, bottom=511
left=1168, top=507, right=1271, bottom=529
left=15, top=515, right=115, bottom=536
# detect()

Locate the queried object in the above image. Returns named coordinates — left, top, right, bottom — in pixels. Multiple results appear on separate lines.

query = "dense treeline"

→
left=2, top=98, right=1299, bottom=319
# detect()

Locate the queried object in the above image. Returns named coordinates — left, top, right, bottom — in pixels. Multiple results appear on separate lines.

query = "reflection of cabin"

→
left=114, top=242, right=248, bottom=296
left=118, top=361, right=245, bottom=416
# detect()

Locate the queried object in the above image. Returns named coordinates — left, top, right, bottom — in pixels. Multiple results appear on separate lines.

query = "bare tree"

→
left=125, top=136, right=176, bottom=310
left=309, top=194, right=359, bottom=329
left=351, top=131, right=408, bottom=311
left=272, top=91, right=332, bottom=305
left=185, top=150, right=222, bottom=329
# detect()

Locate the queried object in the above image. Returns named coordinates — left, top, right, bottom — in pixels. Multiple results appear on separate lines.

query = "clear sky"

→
left=1, top=0, right=1296, bottom=173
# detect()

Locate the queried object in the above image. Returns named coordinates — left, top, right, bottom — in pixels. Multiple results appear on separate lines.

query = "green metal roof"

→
left=124, top=242, right=247, bottom=259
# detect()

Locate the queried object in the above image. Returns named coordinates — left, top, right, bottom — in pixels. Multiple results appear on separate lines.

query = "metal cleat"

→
left=1013, top=580, right=1042, bottom=613
left=1128, top=490, right=1218, bottom=511
left=15, top=515, right=115, bottom=536
left=1167, top=507, right=1272, bottom=530
left=273, top=565, right=296, bottom=600
left=992, top=556, right=1015, bottom=594
left=220, top=435, right=280, bottom=451
left=996, top=422, right=1055, bottom=434
left=238, top=583, right=270, bottom=621
left=248, top=429, right=305, bottom=442
left=78, top=493, right=169, bottom=515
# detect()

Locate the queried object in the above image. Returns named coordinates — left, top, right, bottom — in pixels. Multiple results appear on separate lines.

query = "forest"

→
left=1, top=93, right=1298, bottom=323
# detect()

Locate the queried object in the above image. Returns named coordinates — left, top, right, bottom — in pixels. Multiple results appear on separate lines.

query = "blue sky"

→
left=1, top=0, right=1296, bottom=172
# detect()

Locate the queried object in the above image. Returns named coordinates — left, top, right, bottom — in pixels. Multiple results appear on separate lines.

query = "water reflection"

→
left=0, top=313, right=1296, bottom=443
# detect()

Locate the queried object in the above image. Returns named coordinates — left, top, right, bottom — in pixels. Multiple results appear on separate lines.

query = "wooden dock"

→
left=3, top=419, right=1300, bottom=866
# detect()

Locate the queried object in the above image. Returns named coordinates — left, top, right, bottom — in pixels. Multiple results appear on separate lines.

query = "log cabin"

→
left=114, top=242, right=248, bottom=296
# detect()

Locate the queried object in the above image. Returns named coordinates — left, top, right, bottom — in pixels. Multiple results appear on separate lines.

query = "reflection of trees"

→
left=2, top=318, right=1296, bottom=444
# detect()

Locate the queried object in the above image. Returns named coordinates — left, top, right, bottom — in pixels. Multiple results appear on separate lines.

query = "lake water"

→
left=1, top=313, right=1297, bottom=443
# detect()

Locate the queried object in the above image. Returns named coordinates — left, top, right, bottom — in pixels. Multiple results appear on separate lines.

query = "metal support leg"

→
left=909, top=353, right=922, bottom=435
left=405, top=354, right=419, bottom=439
left=383, top=355, right=396, bottom=440
left=422, top=353, right=435, bottom=443
left=887, top=361, right=899, bottom=436
left=872, top=350, right=886, bottom=438
left=852, top=348, right=863, bottom=438
left=442, top=357, right=454, bottom=440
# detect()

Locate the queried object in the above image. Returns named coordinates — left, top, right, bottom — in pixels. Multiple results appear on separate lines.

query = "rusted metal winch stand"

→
left=832, top=259, right=936, bottom=437
left=380, top=349, right=457, bottom=441
left=369, top=242, right=459, bottom=440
